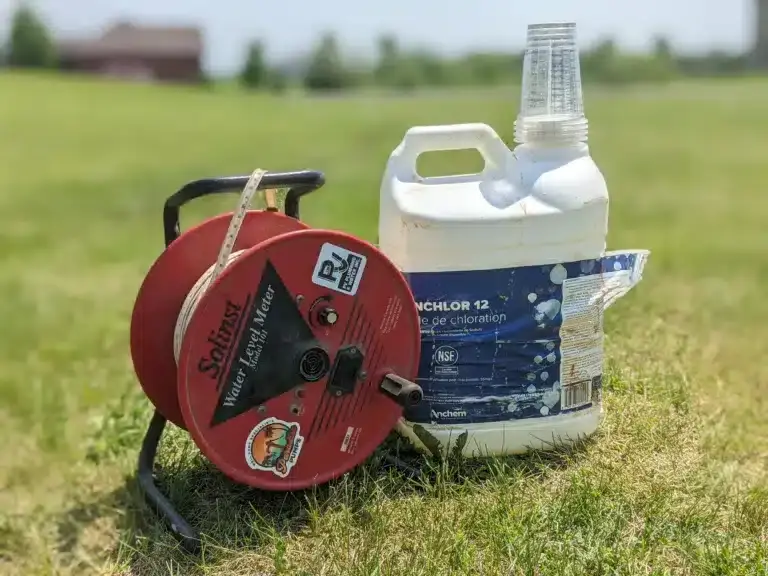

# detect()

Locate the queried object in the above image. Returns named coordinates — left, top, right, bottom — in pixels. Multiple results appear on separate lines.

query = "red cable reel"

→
left=130, top=171, right=423, bottom=491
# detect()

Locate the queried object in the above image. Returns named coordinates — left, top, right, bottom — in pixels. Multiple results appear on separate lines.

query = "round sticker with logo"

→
left=245, top=417, right=305, bottom=478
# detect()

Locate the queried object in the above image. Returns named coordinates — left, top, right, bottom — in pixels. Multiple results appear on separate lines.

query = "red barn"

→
left=58, top=22, right=203, bottom=84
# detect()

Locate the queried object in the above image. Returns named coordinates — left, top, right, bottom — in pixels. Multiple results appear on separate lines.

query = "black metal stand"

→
left=137, top=410, right=202, bottom=553
left=134, top=170, right=421, bottom=554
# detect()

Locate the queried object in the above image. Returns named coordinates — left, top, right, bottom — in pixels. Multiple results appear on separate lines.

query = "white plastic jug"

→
left=378, top=22, right=648, bottom=458
left=380, top=121, right=618, bottom=457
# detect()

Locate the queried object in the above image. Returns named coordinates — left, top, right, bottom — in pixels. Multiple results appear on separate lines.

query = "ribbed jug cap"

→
left=514, top=22, right=588, bottom=144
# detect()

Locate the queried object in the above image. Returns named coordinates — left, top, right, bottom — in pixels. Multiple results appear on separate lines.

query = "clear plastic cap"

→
left=514, top=22, right=588, bottom=144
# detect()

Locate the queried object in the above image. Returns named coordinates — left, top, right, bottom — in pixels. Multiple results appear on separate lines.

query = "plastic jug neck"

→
left=513, top=141, right=590, bottom=160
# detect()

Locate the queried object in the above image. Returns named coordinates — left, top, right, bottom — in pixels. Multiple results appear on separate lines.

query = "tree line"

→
left=1, top=3, right=754, bottom=93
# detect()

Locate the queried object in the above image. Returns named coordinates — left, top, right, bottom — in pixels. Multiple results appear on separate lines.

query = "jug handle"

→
left=395, top=123, right=509, bottom=181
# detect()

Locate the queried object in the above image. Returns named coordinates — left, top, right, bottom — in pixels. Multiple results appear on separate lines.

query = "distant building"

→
left=58, top=22, right=203, bottom=83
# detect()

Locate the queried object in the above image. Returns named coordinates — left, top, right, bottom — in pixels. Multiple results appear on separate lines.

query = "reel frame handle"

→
left=162, top=170, right=326, bottom=247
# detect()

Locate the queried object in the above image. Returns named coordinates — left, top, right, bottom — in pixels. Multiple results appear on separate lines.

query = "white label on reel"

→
left=311, top=243, right=367, bottom=296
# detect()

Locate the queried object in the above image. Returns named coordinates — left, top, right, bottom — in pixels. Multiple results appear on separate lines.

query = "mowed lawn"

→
left=0, top=72, right=767, bottom=576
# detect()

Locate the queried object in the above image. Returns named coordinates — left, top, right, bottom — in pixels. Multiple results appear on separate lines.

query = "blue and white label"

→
left=403, top=250, right=648, bottom=425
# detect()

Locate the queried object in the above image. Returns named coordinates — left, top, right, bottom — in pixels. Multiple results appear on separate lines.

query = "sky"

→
left=0, top=0, right=757, bottom=75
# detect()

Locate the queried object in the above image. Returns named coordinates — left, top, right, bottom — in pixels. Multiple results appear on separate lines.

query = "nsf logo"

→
left=434, top=345, right=458, bottom=366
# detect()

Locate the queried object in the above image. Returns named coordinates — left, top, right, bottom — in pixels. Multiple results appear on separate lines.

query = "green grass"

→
left=1, top=70, right=767, bottom=576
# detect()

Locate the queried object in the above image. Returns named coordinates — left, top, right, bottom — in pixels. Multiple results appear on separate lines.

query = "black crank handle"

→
left=163, top=170, right=325, bottom=247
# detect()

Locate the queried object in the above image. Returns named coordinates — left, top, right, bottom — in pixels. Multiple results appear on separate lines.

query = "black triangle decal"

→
left=210, top=259, right=316, bottom=427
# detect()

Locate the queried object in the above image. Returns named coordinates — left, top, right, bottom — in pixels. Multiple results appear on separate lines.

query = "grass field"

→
left=1, top=71, right=767, bottom=576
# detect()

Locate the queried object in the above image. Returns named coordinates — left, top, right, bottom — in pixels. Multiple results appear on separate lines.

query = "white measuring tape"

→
left=172, top=169, right=267, bottom=362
